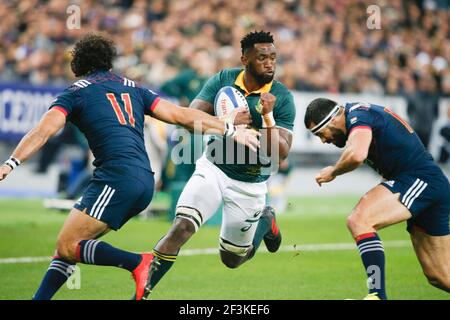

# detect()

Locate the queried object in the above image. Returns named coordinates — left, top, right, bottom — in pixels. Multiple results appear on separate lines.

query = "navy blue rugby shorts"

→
left=74, top=165, right=154, bottom=230
left=381, top=167, right=449, bottom=236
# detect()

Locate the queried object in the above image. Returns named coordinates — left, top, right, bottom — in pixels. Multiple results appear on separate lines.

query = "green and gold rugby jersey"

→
left=196, top=68, right=296, bottom=183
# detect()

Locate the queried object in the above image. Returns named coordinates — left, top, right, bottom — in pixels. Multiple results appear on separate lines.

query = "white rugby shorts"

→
left=176, top=156, right=267, bottom=251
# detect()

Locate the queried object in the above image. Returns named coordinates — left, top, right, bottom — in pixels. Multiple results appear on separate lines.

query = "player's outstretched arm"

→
left=190, top=98, right=252, bottom=126
left=190, top=99, right=214, bottom=114
left=151, top=98, right=260, bottom=151
left=0, top=109, right=66, bottom=181
left=316, top=128, right=372, bottom=186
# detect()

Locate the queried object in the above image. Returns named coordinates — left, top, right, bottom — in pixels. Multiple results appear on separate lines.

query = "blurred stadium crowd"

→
left=0, top=0, right=449, bottom=96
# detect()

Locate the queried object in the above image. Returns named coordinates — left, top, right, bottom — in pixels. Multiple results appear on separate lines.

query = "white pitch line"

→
left=0, top=240, right=411, bottom=264
left=0, top=256, right=52, bottom=264
left=180, top=240, right=410, bottom=256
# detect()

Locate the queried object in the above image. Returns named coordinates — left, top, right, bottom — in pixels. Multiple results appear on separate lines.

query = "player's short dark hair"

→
left=304, top=98, right=338, bottom=128
left=240, top=30, right=274, bottom=55
left=71, top=34, right=117, bottom=77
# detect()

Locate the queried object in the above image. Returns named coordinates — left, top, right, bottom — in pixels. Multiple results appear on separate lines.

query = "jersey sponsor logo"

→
left=73, top=80, right=91, bottom=88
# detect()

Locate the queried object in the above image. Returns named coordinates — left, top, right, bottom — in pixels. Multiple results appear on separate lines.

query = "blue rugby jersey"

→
left=344, top=102, right=436, bottom=179
left=49, top=71, right=160, bottom=170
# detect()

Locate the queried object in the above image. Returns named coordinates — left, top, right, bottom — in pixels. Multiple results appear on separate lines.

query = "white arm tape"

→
left=262, top=112, right=276, bottom=128
left=4, top=157, right=21, bottom=170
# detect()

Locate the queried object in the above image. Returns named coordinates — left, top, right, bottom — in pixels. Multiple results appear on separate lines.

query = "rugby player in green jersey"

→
left=142, top=31, right=296, bottom=299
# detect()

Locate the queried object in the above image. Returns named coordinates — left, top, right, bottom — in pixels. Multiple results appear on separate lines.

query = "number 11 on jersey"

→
left=106, top=93, right=136, bottom=127
left=384, top=107, right=414, bottom=133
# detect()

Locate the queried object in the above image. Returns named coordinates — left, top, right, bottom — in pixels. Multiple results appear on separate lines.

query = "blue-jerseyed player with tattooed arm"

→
left=305, top=98, right=449, bottom=299
left=0, top=34, right=259, bottom=300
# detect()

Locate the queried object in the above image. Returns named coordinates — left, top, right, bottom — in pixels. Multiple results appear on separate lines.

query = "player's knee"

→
left=220, top=256, right=241, bottom=269
left=220, top=251, right=244, bottom=269
left=219, top=239, right=250, bottom=269
left=56, top=238, right=78, bottom=262
left=346, top=212, right=362, bottom=233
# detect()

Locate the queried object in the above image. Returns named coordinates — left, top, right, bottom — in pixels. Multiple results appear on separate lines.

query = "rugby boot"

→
left=131, top=253, right=160, bottom=300
left=262, top=206, right=282, bottom=253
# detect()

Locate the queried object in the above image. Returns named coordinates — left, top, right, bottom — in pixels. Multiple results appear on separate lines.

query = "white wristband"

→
left=224, top=122, right=237, bottom=138
left=4, top=157, right=20, bottom=170
left=262, top=112, right=276, bottom=128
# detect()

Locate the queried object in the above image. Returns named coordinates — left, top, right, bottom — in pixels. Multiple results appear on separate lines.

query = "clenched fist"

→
left=258, top=92, right=276, bottom=115
left=315, top=166, right=336, bottom=186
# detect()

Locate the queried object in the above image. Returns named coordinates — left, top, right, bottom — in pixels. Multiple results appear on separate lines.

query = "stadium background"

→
left=0, top=0, right=449, bottom=300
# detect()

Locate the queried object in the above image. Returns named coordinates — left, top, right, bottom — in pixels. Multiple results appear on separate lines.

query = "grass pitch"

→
left=0, top=196, right=448, bottom=300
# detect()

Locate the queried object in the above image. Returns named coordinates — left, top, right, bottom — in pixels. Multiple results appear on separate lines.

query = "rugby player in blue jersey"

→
left=305, top=98, right=450, bottom=300
left=305, top=98, right=449, bottom=300
left=0, top=34, right=259, bottom=300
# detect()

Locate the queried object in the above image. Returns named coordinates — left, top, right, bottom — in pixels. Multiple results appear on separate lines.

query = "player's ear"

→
left=241, top=55, right=248, bottom=66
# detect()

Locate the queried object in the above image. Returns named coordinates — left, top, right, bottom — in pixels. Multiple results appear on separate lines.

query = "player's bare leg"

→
left=410, top=229, right=450, bottom=292
left=56, top=208, right=110, bottom=261
left=346, top=184, right=412, bottom=299
left=144, top=166, right=223, bottom=297
left=34, top=208, right=155, bottom=300
left=154, top=217, right=196, bottom=254
left=347, top=185, right=412, bottom=237
left=143, top=216, right=196, bottom=296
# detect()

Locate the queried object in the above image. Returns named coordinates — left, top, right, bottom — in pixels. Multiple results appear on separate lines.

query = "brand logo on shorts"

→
left=350, top=117, right=358, bottom=124
left=385, top=180, right=395, bottom=187
left=241, top=210, right=263, bottom=232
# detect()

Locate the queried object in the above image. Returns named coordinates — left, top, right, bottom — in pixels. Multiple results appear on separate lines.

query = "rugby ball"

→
left=213, top=86, right=248, bottom=117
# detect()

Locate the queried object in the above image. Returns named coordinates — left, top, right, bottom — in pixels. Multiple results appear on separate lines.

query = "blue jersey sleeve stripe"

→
left=349, top=125, right=372, bottom=136
left=149, top=97, right=161, bottom=113
left=50, top=106, right=69, bottom=117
